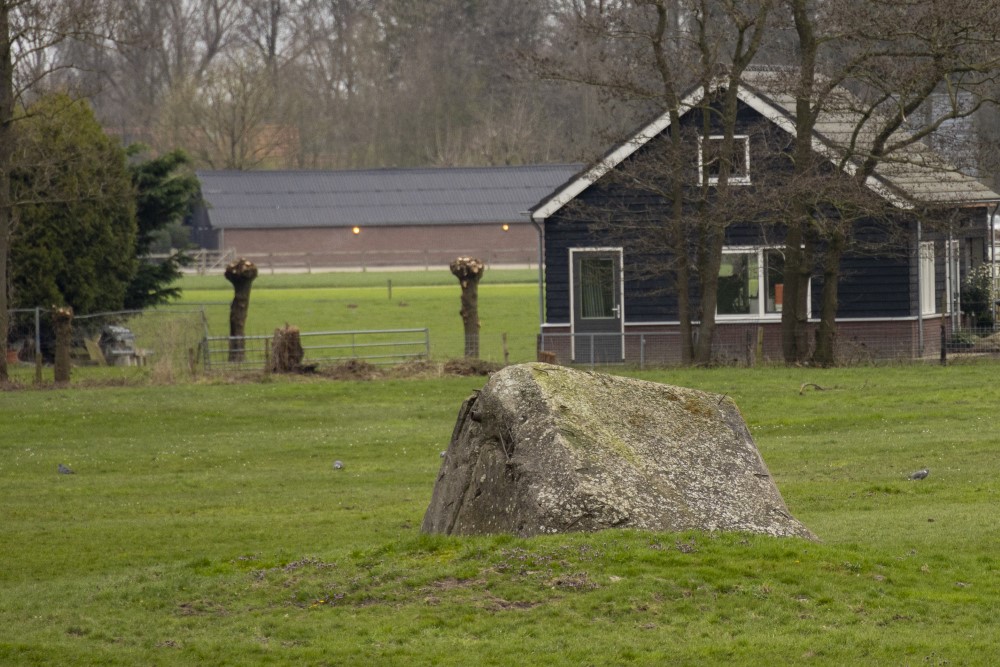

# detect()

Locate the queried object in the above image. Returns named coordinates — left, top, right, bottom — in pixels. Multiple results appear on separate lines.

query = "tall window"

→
left=699, top=135, right=751, bottom=185
left=718, top=248, right=788, bottom=317
left=919, top=242, right=936, bottom=315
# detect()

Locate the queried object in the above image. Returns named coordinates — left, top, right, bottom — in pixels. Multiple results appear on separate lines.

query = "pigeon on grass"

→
left=57, top=463, right=75, bottom=475
left=908, top=468, right=929, bottom=481
left=333, top=460, right=344, bottom=470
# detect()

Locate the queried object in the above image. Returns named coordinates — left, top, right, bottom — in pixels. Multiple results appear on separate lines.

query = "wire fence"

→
left=201, top=328, right=431, bottom=372
left=6, top=307, right=208, bottom=383
left=7, top=306, right=1000, bottom=385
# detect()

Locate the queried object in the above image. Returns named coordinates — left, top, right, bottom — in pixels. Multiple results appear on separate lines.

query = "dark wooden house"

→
left=531, top=72, right=1000, bottom=364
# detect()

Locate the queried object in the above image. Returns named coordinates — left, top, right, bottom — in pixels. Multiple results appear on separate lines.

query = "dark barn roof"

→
left=196, top=165, right=582, bottom=230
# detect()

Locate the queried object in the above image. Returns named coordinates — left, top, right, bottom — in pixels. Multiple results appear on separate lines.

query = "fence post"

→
left=640, top=334, right=645, bottom=370
left=940, top=324, right=947, bottom=366
left=34, top=307, right=42, bottom=384
left=424, top=328, right=431, bottom=360
left=502, top=332, right=509, bottom=365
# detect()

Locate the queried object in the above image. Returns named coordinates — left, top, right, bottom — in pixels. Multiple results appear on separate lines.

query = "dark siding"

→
left=544, top=214, right=599, bottom=323
left=828, top=254, right=911, bottom=317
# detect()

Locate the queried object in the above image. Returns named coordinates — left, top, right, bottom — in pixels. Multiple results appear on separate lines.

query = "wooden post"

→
left=225, top=258, right=258, bottom=362
left=52, top=306, right=73, bottom=384
left=755, top=326, right=764, bottom=366
left=450, top=257, right=486, bottom=359
left=502, top=332, right=509, bottom=365
left=940, top=324, right=947, bottom=366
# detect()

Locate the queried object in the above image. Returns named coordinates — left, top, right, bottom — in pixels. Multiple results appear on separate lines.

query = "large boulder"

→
left=422, top=363, right=815, bottom=540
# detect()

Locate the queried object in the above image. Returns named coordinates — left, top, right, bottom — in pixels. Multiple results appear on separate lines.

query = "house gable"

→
left=532, top=75, right=1000, bottom=223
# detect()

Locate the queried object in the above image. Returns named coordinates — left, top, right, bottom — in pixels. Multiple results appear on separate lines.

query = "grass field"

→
left=3, top=364, right=1000, bottom=664
left=173, top=268, right=544, bottom=365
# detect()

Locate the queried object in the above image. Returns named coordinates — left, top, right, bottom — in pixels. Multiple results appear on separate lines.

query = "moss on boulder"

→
left=421, top=363, right=815, bottom=540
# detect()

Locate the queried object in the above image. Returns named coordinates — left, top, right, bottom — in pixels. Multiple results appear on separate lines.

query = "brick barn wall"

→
left=220, top=223, right=538, bottom=267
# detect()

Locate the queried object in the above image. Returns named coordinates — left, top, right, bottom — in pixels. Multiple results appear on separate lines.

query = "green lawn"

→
left=174, top=268, right=544, bottom=364
left=2, top=364, right=1000, bottom=664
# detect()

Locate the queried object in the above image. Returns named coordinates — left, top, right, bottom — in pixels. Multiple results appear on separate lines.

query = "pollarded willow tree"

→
left=450, top=257, right=486, bottom=359
left=224, top=257, right=258, bottom=362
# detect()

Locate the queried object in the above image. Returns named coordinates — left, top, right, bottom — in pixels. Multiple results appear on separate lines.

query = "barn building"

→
left=190, top=165, right=580, bottom=270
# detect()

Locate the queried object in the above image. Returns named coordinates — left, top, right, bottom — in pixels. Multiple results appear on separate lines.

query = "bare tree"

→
left=0, top=0, right=109, bottom=382
left=530, top=0, right=773, bottom=364
left=159, top=52, right=287, bottom=169
left=450, top=257, right=486, bottom=359
left=772, top=0, right=1000, bottom=365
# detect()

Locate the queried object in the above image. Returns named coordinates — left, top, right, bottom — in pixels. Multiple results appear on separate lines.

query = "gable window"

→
left=718, top=248, right=790, bottom=317
left=698, top=134, right=751, bottom=185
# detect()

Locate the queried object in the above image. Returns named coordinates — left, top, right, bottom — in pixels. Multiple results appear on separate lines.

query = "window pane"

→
left=718, top=253, right=756, bottom=314
left=764, top=250, right=785, bottom=314
left=920, top=242, right=936, bottom=314
left=580, top=257, right=615, bottom=318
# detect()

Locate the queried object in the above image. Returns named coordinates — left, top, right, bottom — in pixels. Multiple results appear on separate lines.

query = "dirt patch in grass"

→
left=441, top=359, right=503, bottom=376
left=320, top=359, right=382, bottom=380
left=319, top=358, right=502, bottom=381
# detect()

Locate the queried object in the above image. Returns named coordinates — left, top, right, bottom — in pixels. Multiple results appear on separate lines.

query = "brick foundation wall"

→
left=539, top=316, right=948, bottom=365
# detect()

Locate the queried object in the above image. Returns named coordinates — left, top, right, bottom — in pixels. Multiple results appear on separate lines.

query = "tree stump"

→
left=52, top=306, right=73, bottom=384
left=224, top=258, right=258, bottom=362
left=450, top=257, right=485, bottom=359
left=270, top=324, right=304, bottom=372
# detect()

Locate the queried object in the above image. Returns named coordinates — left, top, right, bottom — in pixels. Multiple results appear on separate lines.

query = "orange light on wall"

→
left=352, top=226, right=361, bottom=235
left=501, top=224, right=510, bottom=232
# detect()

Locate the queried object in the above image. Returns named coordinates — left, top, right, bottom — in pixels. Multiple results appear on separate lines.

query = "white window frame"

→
left=919, top=241, right=936, bottom=315
left=698, top=134, right=751, bottom=186
left=944, top=239, right=960, bottom=320
left=717, top=246, right=806, bottom=319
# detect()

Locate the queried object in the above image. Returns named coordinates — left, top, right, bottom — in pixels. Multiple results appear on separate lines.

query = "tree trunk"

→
left=270, top=324, right=304, bottom=372
left=0, top=3, right=14, bottom=383
left=693, top=225, right=725, bottom=364
left=781, top=219, right=813, bottom=364
left=450, top=257, right=485, bottom=359
left=781, top=0, right=819, bottom=365
left=812, top=229, right=845, bottom=366
left=224, top=258, right=258, bottom=362
left=52, top=306, right=73, bottom=384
